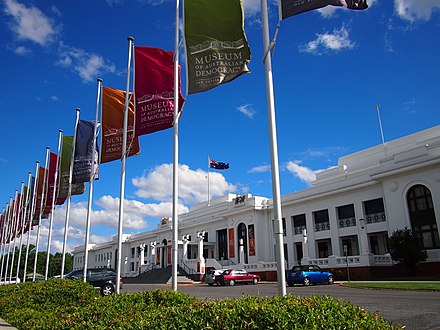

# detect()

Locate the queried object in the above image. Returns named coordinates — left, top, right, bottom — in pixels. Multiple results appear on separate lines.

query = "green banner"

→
left=184, top=0, right=251, bottom=94
left=58, top=136, right=85, bottom=201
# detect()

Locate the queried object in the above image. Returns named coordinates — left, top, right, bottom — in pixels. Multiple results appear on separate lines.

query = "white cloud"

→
left=14, top=45, right=30, bottom=55
left=132, top=163, right=236, bottom=206
left=285, top=161, right=317, bottom=184
left=243, top=0, right=260, bottom=18
left=237, top=104, right=256, bottom=119
left=395, top=0, right=440, bottom=22
left=248, top=165, right=271, bottom=173
left=50, top=96, right=58, bottom=101
left=57, top=43, right=116, bottom=82
left=299, top=26, right=355, bottom=55
left=4, top=0, right=58, bottom=46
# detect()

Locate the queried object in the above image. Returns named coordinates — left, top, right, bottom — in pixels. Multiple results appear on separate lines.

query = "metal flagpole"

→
left=207, top=156, right=211, bottom=207
left=23, top=161, right=39, bottom=282
left=16, top=172, right=32, bottom=280
left=3, top=197, right=13, bottom=285
left=375, top=104, right=385, bottom=146
left=61, top=108, right=80, bottom=278
left=116, top=36, right=134, bottom=294
left=33, top=147, right=50, bottom=281
left=171, top=0, right=181, bottom=292
left=45, top=130, right=63, bottom=280
left=0, top=204, right=9, bottom=282
left=260, top=0, right=286, bottom=295
left=83, top=81, right=102, bottom=282
left=9, top=186, right=22, bottom=282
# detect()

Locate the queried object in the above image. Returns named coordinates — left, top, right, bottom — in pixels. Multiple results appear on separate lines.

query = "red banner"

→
left=134, top=46, right=184, bottom=136
left=228, top=228, right=235, bottom=258
left=44, top=152, right=58, bottom=215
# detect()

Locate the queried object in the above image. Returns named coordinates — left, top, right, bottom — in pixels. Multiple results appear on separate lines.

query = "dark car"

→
left=287, top=265, right=333, bottom=287
left=205, top=269, right=225, bottom=286
left=64, top=268, right=122, bottom=296
left=217, top=269, right=261, bottom=286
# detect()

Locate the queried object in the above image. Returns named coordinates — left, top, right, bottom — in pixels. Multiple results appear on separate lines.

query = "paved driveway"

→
left=122, top=282, right=440, bottom=330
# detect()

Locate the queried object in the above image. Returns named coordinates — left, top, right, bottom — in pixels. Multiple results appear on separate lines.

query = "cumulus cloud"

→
left=248, top=165, right=271, bottom=173
left=132, top=163, right=236, bottom=206
left=14, top=45, right=30, bottom=55
left=242, top=0, right=260, bottom=18
left=394, top=0, right=440, bottom=22
left=285, top=161, right=317, bottom=184
left=56, top=42, right=116, bottom=83
left=237, top=104, right=256, bottom=119
left=4, top=0, right=58, bottom=46
left=299, top=26, right=355, bottom=55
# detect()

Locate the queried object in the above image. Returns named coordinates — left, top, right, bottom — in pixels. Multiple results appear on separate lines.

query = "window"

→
left=407, top=185, right=439, bottom=249
left=337, top=204, right=356, bottom=228
left=131, top=247, right=135, bottom=258
left=292, top=214, right=306, bottom=235
left=313, top=209, right=330, bottom=231
left=363, top=198, right=386, bottom=223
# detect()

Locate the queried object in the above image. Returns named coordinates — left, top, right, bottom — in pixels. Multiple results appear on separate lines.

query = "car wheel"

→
left=327, top=275, right=334, bottom=285
left=101, top=283, right=115, bottom=296
left=303, top=277, right=311, bottom=286
left=229, top=279, right=235, bottom=286
left=253, top=278, right=258, bottom=285
left=287, top=281, right=294, bottom=287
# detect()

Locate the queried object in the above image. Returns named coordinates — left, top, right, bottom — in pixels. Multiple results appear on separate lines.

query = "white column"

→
left=139, top=243, right=145, bottom=266
left=301, top=229, right=309, bottom=264
left=197, top=231, right=205, bottom=274
left=182, top=235, right=189, bottom=260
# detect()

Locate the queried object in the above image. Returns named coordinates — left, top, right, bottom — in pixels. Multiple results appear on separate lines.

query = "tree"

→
left=388, top=227, right=427, bottom=275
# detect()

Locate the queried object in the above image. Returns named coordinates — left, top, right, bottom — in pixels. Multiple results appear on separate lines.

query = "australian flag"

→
left=210, top=158, right=229, bottom=170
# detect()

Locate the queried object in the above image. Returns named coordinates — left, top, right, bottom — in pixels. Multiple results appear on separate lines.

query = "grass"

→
left=341, top=281, right=440, bottom=291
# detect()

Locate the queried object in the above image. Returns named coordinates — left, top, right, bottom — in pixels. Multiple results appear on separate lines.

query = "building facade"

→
left=72, top=125, right=440, bottom=280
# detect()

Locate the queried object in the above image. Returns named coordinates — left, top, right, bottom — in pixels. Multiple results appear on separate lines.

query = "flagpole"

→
left=3, top=196, right=14, bottom=285
left=9, top=186, right=23, bottom=282
left=45, top=130, right=63, bottom=280
left=171, top=0, right=181, bottom=291
left=23, top=161, right=39, bottom=282
left=0, top=205, right=7, bottom=281
left=61, top=108, right=80, bottom=278
left=375, top=104, right=385, bottom=146
left=83, top=80, right=102, bottom=282
left=16, top=172, right=32, bottom=280
left=116, top=36, right=134, bottom=294
left=207, top=156, right=211, bottom=207
left=261, top=0, right=286, bottom=296
left=8, top=189, right=20, bottom=282
left=33, top=147, right=50, bottom=281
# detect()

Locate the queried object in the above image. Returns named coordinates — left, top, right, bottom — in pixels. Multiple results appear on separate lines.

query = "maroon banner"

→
left=44, top=152, right=58, bottom=215
left=134, top=46, right=184, bottom=136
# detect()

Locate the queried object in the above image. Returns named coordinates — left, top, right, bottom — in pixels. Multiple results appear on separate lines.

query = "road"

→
left=121, top=282, right=440, bottom=330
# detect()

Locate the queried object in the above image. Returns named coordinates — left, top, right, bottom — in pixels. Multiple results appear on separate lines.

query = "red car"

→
left=217, top=269, right=261, bottom=286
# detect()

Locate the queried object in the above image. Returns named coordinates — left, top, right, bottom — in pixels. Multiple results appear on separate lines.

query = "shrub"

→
left=0, top=283, right=402, bottom=329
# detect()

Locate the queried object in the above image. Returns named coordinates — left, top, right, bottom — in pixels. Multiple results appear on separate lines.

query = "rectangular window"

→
left=313, top=209, right=329, bottom=223
left=364, top=198, right=384, bottom=215
left=131, top=247, right=135, bottom=258
left=337, top=204, right=355, bottom=219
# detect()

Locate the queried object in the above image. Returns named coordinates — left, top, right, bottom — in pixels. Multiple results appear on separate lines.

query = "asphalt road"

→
left=121, top=282, right=440, bottom=330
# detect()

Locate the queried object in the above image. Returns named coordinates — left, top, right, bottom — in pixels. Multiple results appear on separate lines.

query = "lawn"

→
left=342, top=281, right=440, bottom=291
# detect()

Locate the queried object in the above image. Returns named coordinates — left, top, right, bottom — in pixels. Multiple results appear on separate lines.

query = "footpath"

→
left=0, top=318, right=17, bottom=330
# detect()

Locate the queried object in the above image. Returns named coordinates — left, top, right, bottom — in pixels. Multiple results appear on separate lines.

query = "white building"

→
left=72, top=125, right=440, bottom=280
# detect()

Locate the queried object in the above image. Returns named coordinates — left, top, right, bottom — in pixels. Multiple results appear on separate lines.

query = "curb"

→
left=0, top=318, right=17, bottom=330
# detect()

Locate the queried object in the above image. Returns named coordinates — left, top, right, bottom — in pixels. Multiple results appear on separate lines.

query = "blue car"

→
left=287, top=265, right=334, bottom=287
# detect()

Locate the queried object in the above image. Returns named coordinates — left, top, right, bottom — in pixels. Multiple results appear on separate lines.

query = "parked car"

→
left=205, top=269, right=225, bottom=286
left=64, top=268, right=122, bottom=296
left=217, top=269, right=261, bottom=286
left=287, top=265, right=334, bottom=287
left=0, top=277, right=21, bottom=285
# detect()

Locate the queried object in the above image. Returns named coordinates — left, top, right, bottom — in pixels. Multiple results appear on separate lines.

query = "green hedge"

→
left=0, top=279, right=402, bottom=329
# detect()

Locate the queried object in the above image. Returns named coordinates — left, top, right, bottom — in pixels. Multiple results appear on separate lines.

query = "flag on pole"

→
left=183, top=0, right=251, bottom=94
left=33, top=166, right=47, bottom=225
left=134, top=46, right=185, bottom=137
left=57, top=136, right=86, bottom=204
left=209, top=158, right=230, bottom=170
left=43, top=152, right=59, bottom=216
left=101, top=86, right=141, bottom=162
left=279, top=0, right=368, bottom=19
left=73, top=120, right=99, bottom=184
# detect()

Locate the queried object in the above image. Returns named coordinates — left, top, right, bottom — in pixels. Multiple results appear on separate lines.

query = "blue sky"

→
left=1, top=0, right=439, bottom=253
